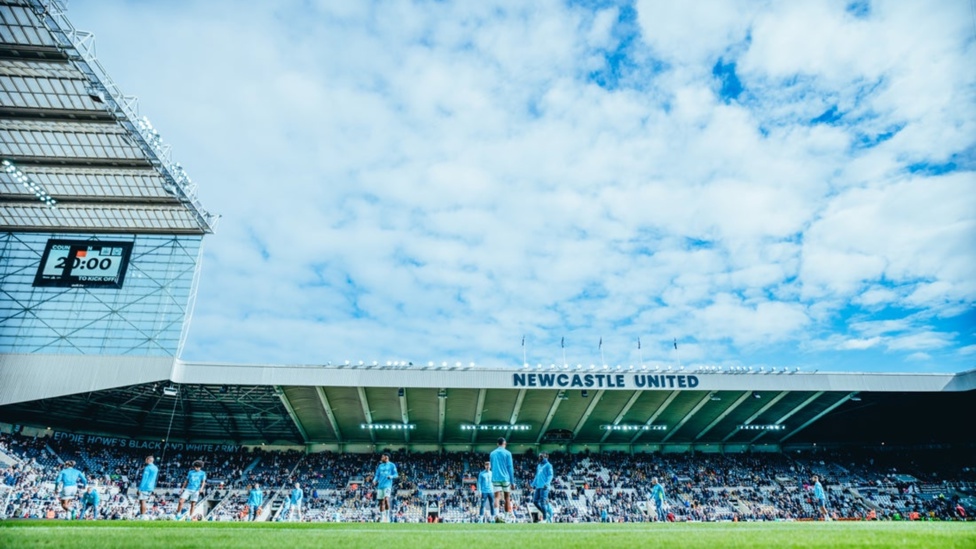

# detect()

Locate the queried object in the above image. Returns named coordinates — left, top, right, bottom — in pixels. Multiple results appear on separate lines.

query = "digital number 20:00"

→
left=54, top=256, right=113, bottom=270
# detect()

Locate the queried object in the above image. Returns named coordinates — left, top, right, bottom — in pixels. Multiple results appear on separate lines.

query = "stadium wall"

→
left=0, top=231, right=203, bottom=357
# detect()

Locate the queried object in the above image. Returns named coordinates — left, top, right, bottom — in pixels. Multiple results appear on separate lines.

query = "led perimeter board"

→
left=32, top=239, right=134, bottom=289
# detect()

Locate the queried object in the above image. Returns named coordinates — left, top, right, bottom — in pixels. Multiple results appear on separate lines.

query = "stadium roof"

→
left=0, top=0, right=215, bottom=234
left=1, top=356, right=973, bottom=450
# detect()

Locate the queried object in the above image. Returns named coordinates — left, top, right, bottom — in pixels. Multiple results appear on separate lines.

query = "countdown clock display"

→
left=33, top=239, right=134, bottom=288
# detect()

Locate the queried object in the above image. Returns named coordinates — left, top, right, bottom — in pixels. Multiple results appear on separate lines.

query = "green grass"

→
left=1, top=520, right=975, bottom=548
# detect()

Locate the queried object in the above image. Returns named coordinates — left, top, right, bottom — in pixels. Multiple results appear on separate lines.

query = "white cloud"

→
left=61, top=0, right=976, bottom=372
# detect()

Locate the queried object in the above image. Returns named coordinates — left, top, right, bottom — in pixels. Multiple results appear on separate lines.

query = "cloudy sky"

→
left=66, top=0, right=975, bottom=373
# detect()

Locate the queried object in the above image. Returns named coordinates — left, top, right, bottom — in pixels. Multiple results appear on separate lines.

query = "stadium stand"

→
left=2, top=430, right=972, bottom=523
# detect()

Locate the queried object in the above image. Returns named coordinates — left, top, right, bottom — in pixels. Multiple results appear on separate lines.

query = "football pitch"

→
left=1, top=521, right=975, bottom=549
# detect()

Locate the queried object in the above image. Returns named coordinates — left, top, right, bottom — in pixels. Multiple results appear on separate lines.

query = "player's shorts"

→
left=492, top=481, right=511, bottom=493
left=180, top=489, right=201, bottom=503
left=137, top=490, right=153, bottom=501
left=376, top=488, right=390, bottom=499
left=60, top=485, right=78, bottom=500
left=817, top=497, right=828, bottom=508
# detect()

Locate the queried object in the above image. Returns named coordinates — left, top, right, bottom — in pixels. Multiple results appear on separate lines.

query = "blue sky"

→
left=67, top=0, right=975, bottom=373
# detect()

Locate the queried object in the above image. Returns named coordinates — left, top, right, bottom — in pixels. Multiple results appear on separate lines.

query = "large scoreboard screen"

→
left=33, top=239, right=134, bottom=288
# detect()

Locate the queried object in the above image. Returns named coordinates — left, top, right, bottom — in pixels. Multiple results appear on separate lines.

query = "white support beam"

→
left=505, top=389, right=527, bottom=440
left=314, top=387, right=342, bottom=443
left=780, top=393, right=856, bottom=442
left=471, top=389, right=487, bottom=444
left=722, top=391, right=789, bottom=442
left=694, top=391, right=751, bottom=441
left=750, top=391, right=824, bottom=443
left=535, top=394, right=563, bottom=444
left=572, top=390, right=605, bottom=439
left=399, top=389, right=410, bottom=444
left=275, top=387, right=308, bottom=444
left=357, top=387, right=375, bottom=444
left=630, top=391, right=680, bottom=444
left=600, top=391, right=643, bottom=443
left=437, top=389, right=447, bottom=444
left=661, top=392, right=713, bottom=443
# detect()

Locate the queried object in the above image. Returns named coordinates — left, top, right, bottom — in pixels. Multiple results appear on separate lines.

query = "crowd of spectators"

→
left=2, top=431, right=972, bottom=523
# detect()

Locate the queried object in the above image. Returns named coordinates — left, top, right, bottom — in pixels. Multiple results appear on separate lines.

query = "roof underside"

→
left=1, top=383, right=972, bottom=448
left=0, top=0, right=214, bottom=234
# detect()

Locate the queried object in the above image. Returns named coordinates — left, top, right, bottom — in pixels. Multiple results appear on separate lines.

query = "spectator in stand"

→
left=812, top=475, right=830, bottom=521
left=55, top=460, right=87, bottom=519
left=651, top=477, right=666, bottom=522
left=532, top=453, right=554, bottom=523
left=137, top=455, right=158, bottom=519
left=490, top=438, right=516, bottom=523
left=79, top=484, right=100, bottom=520
left=374, top=453, right=399, bottom=523
left=477, top=461, right=495, bottom=523
left=247, top=483, right=263, bottom=521
left=175, top=460, right=207, bottom=521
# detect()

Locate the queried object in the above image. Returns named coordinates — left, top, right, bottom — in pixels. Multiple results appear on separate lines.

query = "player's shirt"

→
left=532, top=460, right=553, bottom=489
left=247, top=489, right=263, bottom=507
left=139, top=464, right=159, bottom=492
left=651, top=483, right=665, bottom=503
left=489, top=447, right=514, bottom=484
left=185, top=469, right=206, bottom=491
left=83, top=488, right=100, bottom=505
left=813, top=481, right=826, bottom=500
left=56, top=467, right=87, bottom=489
left=477, top=470, right=493, bottom=494
left=375, top=462, right=399, bottom=490
left=289, top=488, right=303, bottom=505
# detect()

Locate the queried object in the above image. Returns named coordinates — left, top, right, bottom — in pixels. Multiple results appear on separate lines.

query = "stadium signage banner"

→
left=53, top=431, right=239, bottom=453
left=512, top=372, right=700, bottom=389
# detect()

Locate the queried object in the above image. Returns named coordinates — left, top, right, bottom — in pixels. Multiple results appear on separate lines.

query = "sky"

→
left=64, top=0, right=975, bottom=373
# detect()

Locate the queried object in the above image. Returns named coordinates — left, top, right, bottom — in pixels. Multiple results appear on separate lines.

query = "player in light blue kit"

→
left=490, top=438, right=515, bottom=523
left=247, top=483, right=263, bottom=521
left=531, top=452, right=554, bottom=522
left=137, top=455, right=158, bottom=518
left=373, top=453, right=399, bottom=522
left=285, top=482, right=303, bottom=521
left=812, top=475, right=830, bottom=521
left=650, top=477, right=666, bottom=522
left=79, top=484, right=100, bottom=520
left=175, top=460, right=206, bottom=520
left=55, top=460, right=87, bottom=519
left=477, top=461, right=496, bottom=522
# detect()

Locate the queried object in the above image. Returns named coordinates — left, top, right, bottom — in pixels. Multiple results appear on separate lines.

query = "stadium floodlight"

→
left=162, top=385, right=178, bottom=397
left=2, top=159, right=57, bottom=208
left=428, top=361, right=434, bottom=367
left=470, top=362, right=475, bottom=368
left=709, top=392, right=721, bottom=401
left=599, top=424, right=667, bottom=432
left=438, top=389, right=448, bottom=399
left=361, top=423, right=416, bottom=430
left=460, top=424, right=531, bottom=431
left=737, top=424, right=785, bottom=431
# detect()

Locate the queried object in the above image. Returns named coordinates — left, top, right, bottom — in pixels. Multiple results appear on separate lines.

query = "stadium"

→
left=1, top=1, right=974, bottom=547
